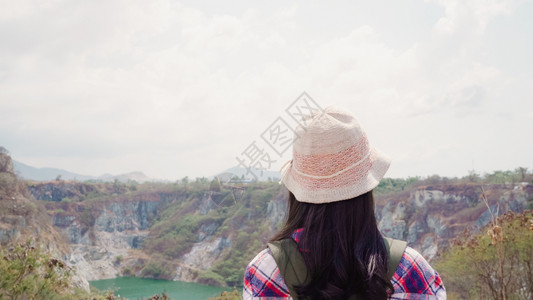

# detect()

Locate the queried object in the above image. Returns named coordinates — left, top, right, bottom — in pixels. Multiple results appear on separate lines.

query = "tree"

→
left=0, top=239, right=118, bottom=300
left=467, top=169, right=480, bottom=183
left=209, top=287, right=241, bottom=300
left=147, top=293, right=170, bottom=300
left=516, top=167, right=528, bottom=182
left=436, top=210, right=533, bottom=300
left=181, top=176, right=189, bottom=186
left=209, top=179, right=221, bottom=192
left=0, top=239, right=71, bottom=299
left=0, top=147, right=12, bottom=173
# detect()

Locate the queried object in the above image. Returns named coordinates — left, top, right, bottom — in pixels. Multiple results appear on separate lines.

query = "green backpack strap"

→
left=267, top=239, right=311, bottom=299
left=383, top=237, right=407, bottom=280
left=268, top=237, right=407, bottom=300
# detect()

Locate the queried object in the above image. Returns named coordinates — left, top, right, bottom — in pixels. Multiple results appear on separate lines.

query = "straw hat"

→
left=280, top=106, right=390, bottom=203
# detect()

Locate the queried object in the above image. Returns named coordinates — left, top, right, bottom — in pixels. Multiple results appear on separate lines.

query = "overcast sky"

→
left=1, top=0, right=532, bottom=181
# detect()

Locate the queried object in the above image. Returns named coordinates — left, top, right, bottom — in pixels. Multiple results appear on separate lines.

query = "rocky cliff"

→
left=170, top=188, right=287, bottom=284
left=50, top=198, right=160, bottom=280
left=31, top=179, right=533, bottom=286
left=34, top=181, right=287, bottom=286
left=0, top=153, right=90, bottom=291
left=376, top=183, right=533, bottom=260
left=4, top=154, right=532, bottom=287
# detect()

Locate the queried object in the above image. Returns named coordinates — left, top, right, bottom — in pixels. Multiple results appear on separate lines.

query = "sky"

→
left=1, top=0, right=532, bottom=181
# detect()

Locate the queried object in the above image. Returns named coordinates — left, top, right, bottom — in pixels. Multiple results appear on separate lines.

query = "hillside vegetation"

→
left=35, top=165, right=532, bottom=286
left=0, top=149, right=118, bottom=299
left=136, top=180, right=284, bottom=286
left=3, top=145, right=533, bottom=299
left=30, top=175, right=287, bottom=286
left=436, top=210, right=533, bottom=300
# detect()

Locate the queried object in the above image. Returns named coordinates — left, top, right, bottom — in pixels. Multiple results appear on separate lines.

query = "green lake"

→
left=89, top=277, right=233, bottom=300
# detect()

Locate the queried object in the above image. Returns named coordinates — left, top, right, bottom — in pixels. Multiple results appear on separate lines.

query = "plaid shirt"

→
left=243, top=231, right=446, bottom=299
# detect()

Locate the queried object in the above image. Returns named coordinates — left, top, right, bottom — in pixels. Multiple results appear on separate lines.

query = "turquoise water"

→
left=89, top=277, right=232, bottom=300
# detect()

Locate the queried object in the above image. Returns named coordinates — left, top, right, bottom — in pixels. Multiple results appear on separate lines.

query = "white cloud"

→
left=1, top=0, right=532, bottom=179
left=429, top=0, right=526, bottom=34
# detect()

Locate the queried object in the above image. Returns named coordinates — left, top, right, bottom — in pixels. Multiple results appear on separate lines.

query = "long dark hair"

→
left=271, top=191, right=393, bottom=299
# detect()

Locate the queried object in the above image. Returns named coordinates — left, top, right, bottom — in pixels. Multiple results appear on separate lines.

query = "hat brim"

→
left=281, top=147, right=391, bottom=203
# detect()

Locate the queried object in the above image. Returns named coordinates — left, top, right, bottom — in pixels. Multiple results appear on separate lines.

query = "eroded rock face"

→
left=0, top=154, right=91, bottom=292
left=0, top=216, right=25, bottom=243
left=42, top=180, right=532, bottom=285
left=377, top=184, right=533, bottom=262
left=53, top=216, right=86, bottom=245
left=407, top=221, right=425, bottom=244
left=198, top=222, right=220, bottom=241
left=94, top=201, right=158, bottom=233
left=266, top=191, right=288, bottom=231
left=199, top=192, right=216, bottom=215
left=173, top=237, right=232, bottom=282
left=0, top=153, right=15, bottom=174
left=53, top=200, right=160, bottom=281
left=29, top=182, right=96, bottom=202
left=379, top=202, right=407, bottom=240
left=426, top=215, right=447, bottom=238
left=421, top=235, right=438, bottom=260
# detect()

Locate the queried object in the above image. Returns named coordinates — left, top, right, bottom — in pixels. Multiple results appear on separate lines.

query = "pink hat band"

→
left=280, top=106, right=390, bottom=203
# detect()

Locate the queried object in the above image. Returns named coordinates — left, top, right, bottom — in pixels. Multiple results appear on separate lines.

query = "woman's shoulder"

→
left=243, top=248, right=291, bottom=299
left=243, top=245, right=446, bottom=299
left=390, top=246, right=446, bottom=299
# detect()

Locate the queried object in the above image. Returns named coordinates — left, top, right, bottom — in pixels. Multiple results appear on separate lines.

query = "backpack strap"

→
left=383, top=237, right=407, bottom=280
left=267, top=237, right=407, bottom=300
left=267, top=239, right=310, bottom=299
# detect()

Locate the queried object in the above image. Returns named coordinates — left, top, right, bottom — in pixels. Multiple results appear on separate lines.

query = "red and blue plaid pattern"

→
left=243, top=230, right=446, bottom=299
left=243, top=248, right=291, bottom=299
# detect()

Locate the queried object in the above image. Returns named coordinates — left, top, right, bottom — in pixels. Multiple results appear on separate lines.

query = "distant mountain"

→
left=13, top=160, right=153, bottom=183
left=13, top=160, right=277, bottom=183
left=216, top=166, right=281, bottom=182
left=98, top=171, right=153, bottom=183
left=13, top=160, right=95, bottom=181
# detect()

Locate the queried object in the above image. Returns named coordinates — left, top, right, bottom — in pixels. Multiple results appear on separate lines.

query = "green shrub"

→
left=435, top=211, right=533, bottom=300
left=209, top=287, right=241, bottom=300
left=122, top=267, right=133, bottom=276
left=80, top=206, right=95, bottom=229
left=0, top=239, right=115, bottom=300
left=197, top=270, right=225, bottom=286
